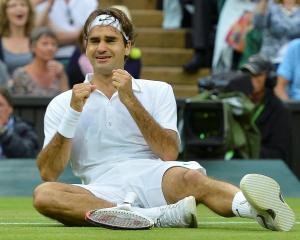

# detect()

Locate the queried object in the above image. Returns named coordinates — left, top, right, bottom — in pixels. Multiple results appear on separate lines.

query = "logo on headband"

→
left=88, top=14, right=129, bottom=41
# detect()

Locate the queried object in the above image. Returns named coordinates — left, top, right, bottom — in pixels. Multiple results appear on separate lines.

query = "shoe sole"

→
left=240, top=174, right=295, bottom=231
left=86, top=208, right=154, bottom=230
left=185, top=196, right=198, bottom=228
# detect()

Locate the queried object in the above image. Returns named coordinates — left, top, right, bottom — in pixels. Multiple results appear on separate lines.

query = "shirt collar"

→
left=84, top=73, right=141, bottom=93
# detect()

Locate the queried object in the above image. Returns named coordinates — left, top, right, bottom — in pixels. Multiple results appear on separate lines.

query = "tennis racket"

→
left=85, top=208, right=154, bottom=230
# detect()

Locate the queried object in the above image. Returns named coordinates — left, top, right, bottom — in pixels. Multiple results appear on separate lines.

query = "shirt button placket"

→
left=106, top=101, right=113, bottom=128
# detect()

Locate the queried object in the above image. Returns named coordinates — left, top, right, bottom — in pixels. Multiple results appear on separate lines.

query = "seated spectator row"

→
left=179, top=0, right=300, bottom=76
left=0, top=0, right=142, bottom=97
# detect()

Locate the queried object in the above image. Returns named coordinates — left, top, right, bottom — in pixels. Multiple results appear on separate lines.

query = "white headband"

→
left=88, top=14, right=129, bottom=41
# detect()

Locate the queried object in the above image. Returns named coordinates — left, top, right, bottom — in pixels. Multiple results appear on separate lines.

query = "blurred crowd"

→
left=163, top=0, right=300, bottom=164
left=165, top=0, right=300, bottom=101
left=1, top=0, right=299, bottom=99
left=0, top=0, right=142, bottom=96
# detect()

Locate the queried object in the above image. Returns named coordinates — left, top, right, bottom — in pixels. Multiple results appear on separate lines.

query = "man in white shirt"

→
left=33, top=7, right=295, bottom=231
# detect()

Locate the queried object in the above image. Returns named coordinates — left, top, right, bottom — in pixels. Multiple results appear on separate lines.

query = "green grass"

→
left=0, top=197, right=299, bottom=240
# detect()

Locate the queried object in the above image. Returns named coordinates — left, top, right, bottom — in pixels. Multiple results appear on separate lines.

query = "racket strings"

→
left=87, top=209, right=153, bottom=229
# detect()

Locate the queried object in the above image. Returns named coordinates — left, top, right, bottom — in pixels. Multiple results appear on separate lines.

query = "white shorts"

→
left=74, top=160, right=206, bottom=208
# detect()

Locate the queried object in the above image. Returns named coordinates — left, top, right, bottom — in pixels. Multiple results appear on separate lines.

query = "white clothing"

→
left=44, top=74, right=179, bottom=184
left=44, top=74, right=206, bottom=206
left=162, top=0, right=182, bottom=29
left=212, top=0, right=256, bottom=73
left=36, top=0, right=97, bottom=58
left=74, top=159, right=205, bottom=208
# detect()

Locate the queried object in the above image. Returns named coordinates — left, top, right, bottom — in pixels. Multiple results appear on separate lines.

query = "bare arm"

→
left=36, top=83, right=96, bottom=182
left=36, top=133, right=72, bottom=181
left=35, top=0, right=54, bottom=27
left=112, top=69, right=179, bottom=161
left=52, top=29, right=81, bottom=45
left=124, top=94, right=179, bottom=160
left=255, top=0, right=269, bottom=14
left=35, top=0, right=80, bottom=45
left=274, top=76, right=289, bottom=100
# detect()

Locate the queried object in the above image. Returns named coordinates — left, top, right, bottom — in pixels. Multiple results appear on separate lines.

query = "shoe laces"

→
left=155, top=201, right=187, bottom=227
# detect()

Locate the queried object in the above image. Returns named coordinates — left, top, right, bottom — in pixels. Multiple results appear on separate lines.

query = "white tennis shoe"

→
left=240, top=174, right=295, bottom=231
left=87, top=195, right=198, bottom=229
left=155, top=196, right=198, bottom=228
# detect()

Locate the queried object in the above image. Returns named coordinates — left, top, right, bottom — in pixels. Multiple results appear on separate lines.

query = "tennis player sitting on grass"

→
left=33, top=7, right=295, bottom=231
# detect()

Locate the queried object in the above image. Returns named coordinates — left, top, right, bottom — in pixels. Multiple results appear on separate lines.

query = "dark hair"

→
left=241, top=55, right=277, bottom=88
left=0, top=87, right=12, bottom=107
left=30, top=27, right=57, bottom=46
left=83, top=7, right=136, bottom=46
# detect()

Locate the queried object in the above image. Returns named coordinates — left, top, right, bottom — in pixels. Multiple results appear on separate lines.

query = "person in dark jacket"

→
left=0, top=87, right=39, bottom=159
left=240, top=54, right=292, bottom=163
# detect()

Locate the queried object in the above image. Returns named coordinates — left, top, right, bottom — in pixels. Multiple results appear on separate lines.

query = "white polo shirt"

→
left=43, top=74, right=179, bottom=184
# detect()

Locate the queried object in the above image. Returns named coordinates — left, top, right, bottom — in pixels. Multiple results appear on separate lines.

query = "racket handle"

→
left=123, top=192, right=137, bottom=205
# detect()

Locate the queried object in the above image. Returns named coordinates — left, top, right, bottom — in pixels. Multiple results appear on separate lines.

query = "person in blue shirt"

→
left=275, top=38, right=300, bottom=100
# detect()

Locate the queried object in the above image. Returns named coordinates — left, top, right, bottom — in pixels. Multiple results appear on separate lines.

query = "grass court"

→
left=0, top=197, right=299, bottom=240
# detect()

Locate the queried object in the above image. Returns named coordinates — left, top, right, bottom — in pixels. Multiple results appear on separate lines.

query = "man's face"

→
left=251, top=73, right=266, bottom=95
left=85, top=25, right=131, bottom=75
left=0, top=94, right=12, bottom=126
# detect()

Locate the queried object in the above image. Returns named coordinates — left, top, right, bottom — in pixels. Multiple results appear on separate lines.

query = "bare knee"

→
left=183, top=170, right=211, bottom=202
left=33, top=182, right=57, bottom=214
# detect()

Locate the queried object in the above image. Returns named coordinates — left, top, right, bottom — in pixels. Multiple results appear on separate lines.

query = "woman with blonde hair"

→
left=0, top=0, right=35, bottom=75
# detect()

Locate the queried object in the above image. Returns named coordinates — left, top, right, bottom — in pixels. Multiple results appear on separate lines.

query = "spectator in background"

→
left=0, top=87, right=39, bottom=159
left=35, top=0, right=98, bottom=66
left=275, top=38, right=300, bottom=100
left=12, top=27, right=69, bottom=96
left=183, top=0, right=219, bottom=73
left=213, top=0, right=258, bottom=73
left=0, top=0, right=35, bottom=75
left=240, top=55, right=292, bottom=162
left=252, top=0, right=300, bottom=66
left=0, top=60, right=11, bottom=87
left=162, top=0, right=183, bottom=29
left=66, top=30, right=90, bottom=87
left=67, top=5, right=142, bottom=87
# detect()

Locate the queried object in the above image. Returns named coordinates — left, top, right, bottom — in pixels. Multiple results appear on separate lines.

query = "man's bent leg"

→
left=33, top=182, right=115, bottom=226
left=162, top=167, right=239, bottom=217
left=162, top=168, right=295, bottom=231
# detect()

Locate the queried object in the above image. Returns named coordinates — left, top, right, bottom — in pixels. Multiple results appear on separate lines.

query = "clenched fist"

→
left=112, top=69, right=134, bottom=104
left=70, top=83, right=96, bottom=112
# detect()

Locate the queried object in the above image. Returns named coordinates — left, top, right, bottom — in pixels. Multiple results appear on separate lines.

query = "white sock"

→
left=232, top=191, right=255, bottom=219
